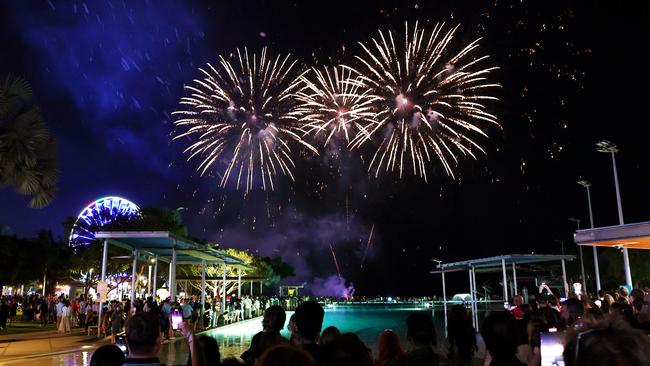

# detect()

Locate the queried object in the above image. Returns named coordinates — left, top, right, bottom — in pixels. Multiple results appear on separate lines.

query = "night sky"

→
left=1, top=1, right=649, bottom=296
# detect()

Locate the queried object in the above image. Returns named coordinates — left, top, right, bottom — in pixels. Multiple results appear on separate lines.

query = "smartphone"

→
left=540, top=331, right=565, bottom=366
left=115, top=335, right=128, bottom=356
left=171, top=309, right=183, bottom=330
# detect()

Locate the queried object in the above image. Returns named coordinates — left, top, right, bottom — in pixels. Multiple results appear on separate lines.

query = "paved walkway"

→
left=0, top=328, right=110, bottom=363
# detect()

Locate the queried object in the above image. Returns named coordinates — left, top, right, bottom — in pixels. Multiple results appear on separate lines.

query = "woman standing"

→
left=58, top=300, right=71, bottom=333
left=110, top=304, right=123, bottom=344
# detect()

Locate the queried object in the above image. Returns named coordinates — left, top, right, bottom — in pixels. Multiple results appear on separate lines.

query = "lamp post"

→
left=568, top=217, right=587, bottom=294
left=577, top=179, right=601, bottom=291
left=596, top=140, right=632, bottom=287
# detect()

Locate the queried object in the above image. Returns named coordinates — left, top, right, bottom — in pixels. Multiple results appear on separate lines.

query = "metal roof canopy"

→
left=431, top=254, right=576, bottom=273
left=95, top=231, right=251, bottom=269
left=431, top=253, right=575, bottom=335
left=574, top=221, right=650, bottom=250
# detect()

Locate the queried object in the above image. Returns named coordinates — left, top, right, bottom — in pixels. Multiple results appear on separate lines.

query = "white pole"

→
left=170, top=246, right=176, bottom=301
left=98, top=239, right=109, bottom=337
left=561, top=259, right=568, bottom=297
left=147, top=264, right=152, bottom=296
left=152, top=256, right=158, bottom=299
left=611, top=151, right=633, bottom=287
left=512, top=263, right=518, bottom=296
left=222, top=263, right=227, bottom=313
left=131, top=250, right=138, bottom=300
left=441, top=271, right=447, bottom=337
left=579, top=246, right=587, bottom=294
left=501, top=258, right=508, bottom=303
left=472, top=267, right=479, bottom=331
left=586, top=186, right=601, bottom=292
left=201, top=260, right=206, bottom=326
left=250, top=280, right=254, bottom=296
left=468, top=267, right=475, bottom=329
left=237, top=268, right=242, bottom=299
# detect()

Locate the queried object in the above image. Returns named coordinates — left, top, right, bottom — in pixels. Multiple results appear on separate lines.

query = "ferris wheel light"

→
left=69, top=196, right=140, bottom=249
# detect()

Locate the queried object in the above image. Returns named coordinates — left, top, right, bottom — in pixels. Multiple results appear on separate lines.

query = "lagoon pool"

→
left=204, top=304, right=436, bottom=359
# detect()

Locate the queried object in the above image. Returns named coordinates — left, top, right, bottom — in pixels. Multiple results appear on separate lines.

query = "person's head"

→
left=90, top=345, right=126, bottom=366
left=561, top=298, right=584, bottom=326
left=630, top=288, right=644, bottom=303
left=377, top=329, right=403, bottom=363
left=548, top=294, right=558, bottom=307
left=323, top=333, right=373, bottom=366
left=563, top=314, right=650, bottom=366
left=262, top=305, right=286, bottom=333
left=447, top=305, right=477, bottom=360
left=294, top=301, right=324, bottom=343
left=619, top=286, right=630, bottom=298
left=187, top=335, right=220, bottom=366
left=256, top=344, right=316, bottom=366
left=481, top=312, right=518, bottom=360
left=514, top=295, right=524, bottom=307
left=405, top=313, right=436, bottom=347
left=320, top=326, right=340, bottom=346
left=125, top=312, right=161, bottom=358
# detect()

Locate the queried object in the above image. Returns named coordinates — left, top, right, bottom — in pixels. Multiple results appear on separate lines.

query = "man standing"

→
left=123, top=313, right=164, bottom=366
left=39, top=299, right=49, bottom=326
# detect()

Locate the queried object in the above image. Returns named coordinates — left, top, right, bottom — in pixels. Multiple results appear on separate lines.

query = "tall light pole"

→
left=555, top=240, right=568, bottom=296
left=577, top=179, right=601, bottom=291
left=568, top=217, right=587, bottom=294
left=596, top=140, right=632, bottom=287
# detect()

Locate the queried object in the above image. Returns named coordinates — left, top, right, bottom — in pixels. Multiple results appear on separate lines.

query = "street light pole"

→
left=569, top=218, right=587, bottom=294
left=578, top=179, right=601, bottom=291
left=596, top=140, right=632, bottom=287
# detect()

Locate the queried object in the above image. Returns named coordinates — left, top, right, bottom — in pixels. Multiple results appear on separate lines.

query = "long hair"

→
left=377, top=329, right=403, bottom=366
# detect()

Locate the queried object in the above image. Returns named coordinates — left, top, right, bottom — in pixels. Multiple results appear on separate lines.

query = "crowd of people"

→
left=87, top=285, right=650, bottom=366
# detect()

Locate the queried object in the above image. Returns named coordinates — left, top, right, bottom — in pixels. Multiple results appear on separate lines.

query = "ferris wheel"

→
left=69, top=196, right=141, bottom=249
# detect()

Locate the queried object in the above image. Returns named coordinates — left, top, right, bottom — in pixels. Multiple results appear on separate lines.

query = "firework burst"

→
left=293, top=65, right=377, bottom=153
left=173, top=48, right=317, bottom=193
left=349, top=21, right=500, bottom=180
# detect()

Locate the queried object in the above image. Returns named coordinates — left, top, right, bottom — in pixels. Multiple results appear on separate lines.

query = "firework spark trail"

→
left=294, top=65, right=377, bottom=152
left=360, top=223, right=375, bottom=268
left=347, top=21, right=500, bottom=180
left=329, top=243, right=342, bottom=278
left=173, top=47, right=318, bottom=193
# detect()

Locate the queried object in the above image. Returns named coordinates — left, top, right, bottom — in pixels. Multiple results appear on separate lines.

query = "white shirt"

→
left=56, top=302, right=64, bottom=316
left=61, top=306, right=70, bottom=317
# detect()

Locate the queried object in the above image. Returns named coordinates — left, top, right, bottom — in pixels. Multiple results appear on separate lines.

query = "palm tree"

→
left=0, top=74, right=59, bottom=208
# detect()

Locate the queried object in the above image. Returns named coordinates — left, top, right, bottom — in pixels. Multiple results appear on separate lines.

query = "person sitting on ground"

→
left=319, top=326, right=340, bottom=346
left=481, top=312, right=525, bottom=366
left=376, top=329, right=405, bottom=366
left=563, top=314, right=650, bottom=366
left=404, top=313, right=445, bottom=366
left=90, top=344, right=126, bottom=366
left=241, top=305, right=288, bottom=365
left=294, top=301, right=325, bottom=365
left=256, top=344, right=316, bottom=366
left=445, top=305, right=485, bottom=366
left=123, top=312, right=164, bottom=366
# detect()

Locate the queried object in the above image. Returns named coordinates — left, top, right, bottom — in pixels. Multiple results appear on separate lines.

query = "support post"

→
left=441, top=271, right=447, bottom=337
left=579, top=246, right=587, bottom=294
left=170, top=246, right=176, bottom=301
left=472, top=268, right=479, bottom=332
left=130, top=250, right=138, bottom=300
left=147, top=264, right=152, bottom=296
left=468, top=267, right=475, bottom=329
left=201, top=259, right=206, bottom=328
left=251, top=280, right=254, bottom=296
left=585, top=186, right=601, bottom=292
left=98, top=239, right=109, bottom=337
left=512, top=263, right=518, bottom=296
left=260, top=280, right=263, bottom=295
left=152, top=256, right=158, bottom=299
left=501, top=258, right=508, bottom=303
left=237, top=268, right=242, bottom=299
left=561, top=259, right=568, bottom=297
left=222, top=263, right=227, bottom=313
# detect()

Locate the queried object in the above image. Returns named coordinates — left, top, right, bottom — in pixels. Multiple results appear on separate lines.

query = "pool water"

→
left=205, top=305, right=435, bottom=359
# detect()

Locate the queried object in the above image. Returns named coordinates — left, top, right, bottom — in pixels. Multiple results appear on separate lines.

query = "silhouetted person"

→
left=241, top=305, right=287, bottom=365
left=563, top=314, right=650, bottom=366
left=376, top=329, right=405, bottom=366
left=404, top=313, right=443, bottom=366
left=123, top=312, right=163, bottom=366
left=294, top=301, right=325, bottom=365
left=320, top=326, right=340, bottom=346
left=481, top=312, right=525, bottom=366
left=257, top=344, right=316, bottom=366
left=90, top=344, right=126, bottom=366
